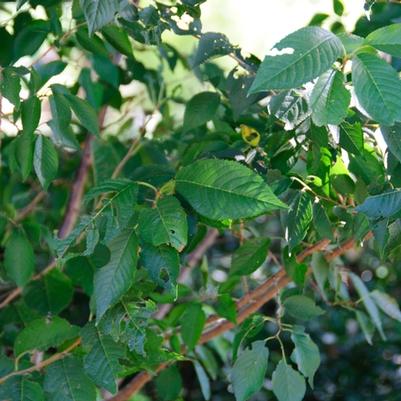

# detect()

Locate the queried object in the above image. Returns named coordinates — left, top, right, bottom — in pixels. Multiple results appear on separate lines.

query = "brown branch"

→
left=0, top=107, right=108, bottom=311
left=15, top=192, right=47, bottom=223
left=107, top=236, right=357, bottom=401
left=0, top=339, right=81, bottom=385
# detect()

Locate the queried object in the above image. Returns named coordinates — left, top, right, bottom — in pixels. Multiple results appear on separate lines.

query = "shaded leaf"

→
left=183, top=92, right=220, bottom=132
left=272, top=360, right=306, bottom=401
left=283, top=295, right=324, bottom=321
left=231, top=341, right=268, bottom=401
left=34, top=135, right=58, bottom=189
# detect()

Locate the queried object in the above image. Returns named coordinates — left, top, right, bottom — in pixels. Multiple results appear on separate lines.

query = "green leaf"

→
left=34, top=135, right=58, bottom=189
left=287, top=193, right=313, bottom=249
left=181, top=303, right=206, bottom=350
left=215, top=293, right=237, bottom=323
left=310, top=69, right=350, bottom=126
left=14, top=317, right=78, bottom=357
left=366, top=23, right=401, bottom=57
left=349, top=273, right=385, bottom=340
left=230, top=238, right=270, bottom=276
left=0, top=67, right=21, bottom=106
left=141, top=245, right=180, bottom=293
left=272, top=360, right=306, bottom=401
left=311, top=252, right=329, bottom=298
left=194, top=361, right=211, bottom=401
left=339, top=122, right=364, bottom=155
left=192, top=32, right=233, bottom=67
left=231, top=341, right=269, bottom=401
left=269, top=90, right=310, bottom=130
left=155, top=366, right=183, bottom=401
left=283, top=295, right=324, bottom=321
left=15, top=130, right=34, bottom=181
left=183, top=92, right=220, bottom=132
left=381, top=124, right=401, bottom=164
left=64, top=93, right=100, bottom=135
left=81, top=322, right=125, bottom=393
left=4, top=230, right=34, bottom=287
left=249, top=27, right=344, bottom=92
left=0, top=377, right=44, bottom=401
left=312, top=202, right=333, bottom=240
left=24, top=270, right=73, bottom=315
left=102, top=25, right=133, bottom=56
left=291, top=330, right=321, bottom=388
left=94, top=228, right=138, bottom=320
left=356, top=189, right=401, bottom=219
left=371, top=290, right=401, bottom=323
left=139, top=196, right=188, bottom=252
left=79, top=0, right=120, bottom=34
left=21, top=96, right=41, bottom=135
left=352, top=52, right=401, bottom=125
left=176, top=159, right=287, bottom=221
left=333, top=0, right=344, bottom=16
left=44, top=356, right=96, bottom=401
left=355, top=310, right=375, bottom=345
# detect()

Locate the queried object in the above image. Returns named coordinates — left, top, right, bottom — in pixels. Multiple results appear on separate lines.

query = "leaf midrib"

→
left=266, top=35, right=337, bottom=83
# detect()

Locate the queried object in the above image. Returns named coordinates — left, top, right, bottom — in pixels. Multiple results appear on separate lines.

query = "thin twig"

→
left=0, top=339, right=81, bottom=385
left=15, top=192, right=47, bottom=223
left=106, top=235, right=362, bottom=401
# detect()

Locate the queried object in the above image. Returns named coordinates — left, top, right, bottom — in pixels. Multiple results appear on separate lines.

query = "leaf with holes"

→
left=249, top=26, right=344, bottom=92
left=139, top=196, right=188, bottom=252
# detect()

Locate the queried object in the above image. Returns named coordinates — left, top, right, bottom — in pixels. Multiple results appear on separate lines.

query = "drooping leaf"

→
left=356, top=189, right=401, bottom=219
left=230, top=238, right=270, bottom=276
left=34, top=135, right=58, bottom=189
left=371, top=290, right=401, bottom=323
left=312, top=202, right=333, bottom=240
left=176, top=159, right=287, bottom=221
left=352, top=52, right=401, bottom=125
left=311, top=252, right=329, bottom=298
left=4, top=230, right=34, bottom=287
left=94, top=228, right=138, bottom=320
left=356, top=310, right=375, bottom=345
left=64, top=93, right=100, bottom=135
left=155, top=366, right=183, bottom=401
left=44, top=356, right=96, bottom=401
left=310, top=69, right=350, bottom=126
left=21, top=96, right=41, bottom=135
left=272, top=360, right=306, bottom=401
left=366, top=23, right=401, bottom=57
left=215, top=293, right=237, bottom=323
left=339, top=121, right=364, bottom=155
left=194, top=361, right=211, bottom=401
left=14, top=317, right=78, bottom=357
left=291, top=330, right=321, bottom=388
left=183, top=92, right=220, bottom=132
left=283, top=295, right=325, bottom=321
left=287, top=192, right=313, bottom=249
left=81, top=322, right=125, bottom=393
left=15, top=130, right=34, bottom=181
left=79, top=0, right=120, bottom=34
left=349, top=273, right=385, bottom=339
left=181, top=303, right=206, bottom=350
left=249, top=26, right=344, bottom=92
left=139, top=196, right=188, bottom=252
left=231, top=341, right=269, bottom=401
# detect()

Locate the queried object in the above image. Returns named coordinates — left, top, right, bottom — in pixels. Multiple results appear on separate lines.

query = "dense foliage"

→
left=1, top=0, right=401, bottom=400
